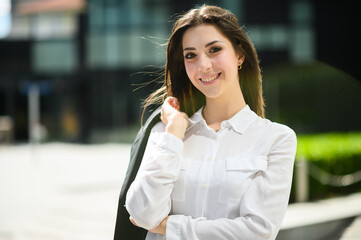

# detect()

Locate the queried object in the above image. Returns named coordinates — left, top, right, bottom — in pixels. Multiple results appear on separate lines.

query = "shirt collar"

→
left=187, top=106, right=205, bottom=130
left=224, top=105, right=258, bottom=134
left=187, top=105, right=258, bottom=134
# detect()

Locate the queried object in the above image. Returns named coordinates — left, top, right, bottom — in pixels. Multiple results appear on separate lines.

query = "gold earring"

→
left=238, top=64, right=242, bottom=70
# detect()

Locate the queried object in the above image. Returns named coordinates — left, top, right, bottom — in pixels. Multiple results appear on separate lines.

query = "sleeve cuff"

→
left=166, top=215, right=183, bottom=240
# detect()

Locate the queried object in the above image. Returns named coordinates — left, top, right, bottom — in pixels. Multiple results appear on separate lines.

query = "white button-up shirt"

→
left=126, top=105, right=297, bottom=240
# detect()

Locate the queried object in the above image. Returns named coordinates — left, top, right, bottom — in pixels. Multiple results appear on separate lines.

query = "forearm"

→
left=166, top=215, right=274, bottom=240
left=126, top=131, right=184, bottom=229
left=126, top=177, right=172, bottom=229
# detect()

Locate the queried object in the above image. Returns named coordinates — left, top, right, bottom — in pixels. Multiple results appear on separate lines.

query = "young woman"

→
left=125, top=5, right=297, bottom=240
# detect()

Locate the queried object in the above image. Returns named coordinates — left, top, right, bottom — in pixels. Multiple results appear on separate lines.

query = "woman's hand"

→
left=129, top=216, right=169, bottom=235
left=161, top=97, right=189, bottom=140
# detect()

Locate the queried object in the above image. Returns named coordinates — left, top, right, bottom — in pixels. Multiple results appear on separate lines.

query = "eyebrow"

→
left=183, top=40, right=223, bottom=51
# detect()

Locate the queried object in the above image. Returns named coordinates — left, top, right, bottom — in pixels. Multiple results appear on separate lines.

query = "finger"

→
left=166, top=97, right=180, bottom=110
left=181, top=112, right=189, bottom=120
left=160, top=115, right=167, bottom=124
left=161, top=107, right=164, bottom=117
left=170, top=97, right=180, bottom=110
left=163, top=99, right=176, bottom=113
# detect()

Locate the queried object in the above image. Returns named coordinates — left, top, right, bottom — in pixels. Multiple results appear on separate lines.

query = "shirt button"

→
left=207, top=157, right=211, bottom=162
left=201, top=184, right=207, bottom=189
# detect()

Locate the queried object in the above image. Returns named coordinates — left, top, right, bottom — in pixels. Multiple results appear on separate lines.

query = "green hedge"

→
left=290, top=132, right=361, bottom=202
left=296, top=132, right=361, bottom=161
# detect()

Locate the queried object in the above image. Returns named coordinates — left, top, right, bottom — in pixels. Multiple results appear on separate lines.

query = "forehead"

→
left=182, top=24, right=230, bottom=47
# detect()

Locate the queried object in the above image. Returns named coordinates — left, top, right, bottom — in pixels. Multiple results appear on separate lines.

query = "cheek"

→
left=184, top=62, right=197, bottom=81
left=184, top=66, right=199, bottom=88
left=216, top=52, right=236, bottom=68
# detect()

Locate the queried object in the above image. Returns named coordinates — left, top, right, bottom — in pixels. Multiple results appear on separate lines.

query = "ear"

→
left=236, top=44, right=245, bottom=65
left=238, top=55, right=245, bottom=65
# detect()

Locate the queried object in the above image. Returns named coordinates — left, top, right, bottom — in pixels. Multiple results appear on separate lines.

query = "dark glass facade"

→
left=1, top=0, right=360, bottom=142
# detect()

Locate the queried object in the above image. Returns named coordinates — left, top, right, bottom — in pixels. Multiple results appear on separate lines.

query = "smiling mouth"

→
left=200, top=73, right=221, bottom=82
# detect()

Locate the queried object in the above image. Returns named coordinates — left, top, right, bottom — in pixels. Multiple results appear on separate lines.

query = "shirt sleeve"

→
left=125, top=123, right=184, bottom=230
left=166, top=128, right=297, bottom=240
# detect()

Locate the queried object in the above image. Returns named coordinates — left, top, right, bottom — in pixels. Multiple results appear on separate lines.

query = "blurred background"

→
left=0, top=0, right=360, bottom=144
left=0, top=0, right=360, bottom=239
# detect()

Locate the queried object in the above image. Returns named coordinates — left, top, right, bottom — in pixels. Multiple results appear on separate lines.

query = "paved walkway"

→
left=281, top=193, right=361, bottom=230
left=278, top=193, right=361, bottom=240
left=0, top=143, right=130, bottom=240
left=0, top=143, right=360, bottom=240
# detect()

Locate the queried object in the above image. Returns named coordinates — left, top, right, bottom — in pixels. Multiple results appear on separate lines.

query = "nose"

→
left=198, top=54, right=212, bottom=72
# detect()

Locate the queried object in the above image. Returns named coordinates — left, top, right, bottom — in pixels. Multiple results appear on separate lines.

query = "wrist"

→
left=165, top=118, right=187, bottom=140
left=160, top=216, right=169, bottom=235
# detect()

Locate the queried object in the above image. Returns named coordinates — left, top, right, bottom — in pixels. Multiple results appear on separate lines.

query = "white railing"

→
left=295, top=157, right=361, bottom=202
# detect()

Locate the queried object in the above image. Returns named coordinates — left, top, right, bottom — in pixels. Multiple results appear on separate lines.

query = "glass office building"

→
left=1, top=0, right=360, bottom=142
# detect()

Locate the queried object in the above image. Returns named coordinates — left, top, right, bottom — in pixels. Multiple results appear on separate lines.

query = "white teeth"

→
left=201, top=74, right=218, bottom=82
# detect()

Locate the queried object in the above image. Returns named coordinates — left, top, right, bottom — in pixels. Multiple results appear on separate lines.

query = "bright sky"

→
left=0, top=0, right=11, bottom=38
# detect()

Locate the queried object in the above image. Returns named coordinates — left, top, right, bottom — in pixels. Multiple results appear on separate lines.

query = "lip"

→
left=199, top=72, right=221, bottom=85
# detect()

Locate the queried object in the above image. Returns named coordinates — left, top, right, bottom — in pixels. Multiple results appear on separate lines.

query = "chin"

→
left=202, top=91, right=223, bottom=100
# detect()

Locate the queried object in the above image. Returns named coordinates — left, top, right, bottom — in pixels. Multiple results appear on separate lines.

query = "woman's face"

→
left=182, top=24, right=244, bottom=101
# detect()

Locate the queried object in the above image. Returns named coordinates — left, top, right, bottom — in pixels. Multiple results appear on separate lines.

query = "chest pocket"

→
left=218, top=155, right=267, bottom=204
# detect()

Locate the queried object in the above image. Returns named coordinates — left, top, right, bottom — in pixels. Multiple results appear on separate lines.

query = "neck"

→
left=203, top=90, right=246, bottom=125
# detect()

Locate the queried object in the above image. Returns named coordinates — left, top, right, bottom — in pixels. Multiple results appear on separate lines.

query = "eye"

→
left=184, top=52, right=196, bottom=59
left=210, top=47, right=222, bottom=53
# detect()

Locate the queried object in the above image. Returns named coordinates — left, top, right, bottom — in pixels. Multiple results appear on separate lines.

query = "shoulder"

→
left=148, top=121, right=168, bottom=142
left=265, top=120, right=297, bottom=154
left=265, top=119, right=295, bottom=139
left=250, top=114, right=294, bottom=134
left=151, top=121, right=166, bottom=133
left=251, top=116, right=297, bottom=150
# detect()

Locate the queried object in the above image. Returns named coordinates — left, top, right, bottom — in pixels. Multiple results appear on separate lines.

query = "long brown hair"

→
left=143, top=4, right=265, bottom=119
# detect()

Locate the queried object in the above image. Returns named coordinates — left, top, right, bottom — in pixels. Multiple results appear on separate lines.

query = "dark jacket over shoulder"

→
left=113, top=108, right=161, bottom=240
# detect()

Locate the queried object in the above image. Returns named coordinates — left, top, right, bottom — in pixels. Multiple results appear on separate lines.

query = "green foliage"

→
left=290, top=132, right=361, bottom=202
left=296, top=132, right=361, bottom=161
